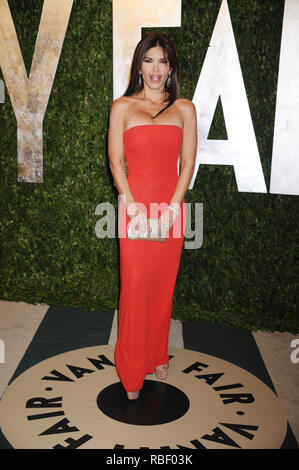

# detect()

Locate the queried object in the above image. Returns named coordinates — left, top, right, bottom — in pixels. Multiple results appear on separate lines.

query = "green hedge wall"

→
left=0, top=0, right=298, bottom=333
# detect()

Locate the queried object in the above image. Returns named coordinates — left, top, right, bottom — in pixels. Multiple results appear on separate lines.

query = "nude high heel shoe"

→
left=127, top=390, right=140, bottom=400
left=155, top=363, right=169, bottom=380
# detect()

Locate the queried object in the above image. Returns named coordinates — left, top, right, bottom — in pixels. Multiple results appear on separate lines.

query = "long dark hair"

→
left=123, top=32, right=180, bottom=119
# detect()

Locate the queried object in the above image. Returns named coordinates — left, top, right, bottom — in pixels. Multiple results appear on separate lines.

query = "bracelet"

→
left=168, top=204, right=180, bottom=216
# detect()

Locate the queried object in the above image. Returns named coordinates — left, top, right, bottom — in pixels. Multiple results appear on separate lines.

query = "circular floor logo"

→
left=0, top=346, right=287, bottom=449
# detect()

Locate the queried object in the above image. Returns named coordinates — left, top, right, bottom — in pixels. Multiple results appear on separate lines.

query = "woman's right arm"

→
left=108, top=98, right=136, bottom=211
left=108, top=98, right=149, bottom=233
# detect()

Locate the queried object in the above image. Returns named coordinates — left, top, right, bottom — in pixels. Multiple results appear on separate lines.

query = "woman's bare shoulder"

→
left=176, top=98, right=197, bottom=121
left=176, top=97, right=196, bottom=111
left=110, top=95, right=131, bottom=111
left=109, top=97, right=132, bottom=126
left=112, top=95, right=138, bottom=106
left=110, top=96, right=137, bottom=120
left=175, top=98, right=197, bottom=131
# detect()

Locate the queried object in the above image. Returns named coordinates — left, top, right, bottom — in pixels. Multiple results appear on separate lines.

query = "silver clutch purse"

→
left=127, top=218, right=166, bottom=242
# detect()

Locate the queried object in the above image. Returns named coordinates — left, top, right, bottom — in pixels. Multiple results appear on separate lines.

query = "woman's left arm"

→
left=169, top=99, right=197, bottom=207
left=158, top=99, right=197, bottom=234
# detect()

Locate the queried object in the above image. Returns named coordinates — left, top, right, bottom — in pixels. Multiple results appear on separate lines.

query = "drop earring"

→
left=166, top=73, right=171, bottom=87
left=138, top=73, right=142, bottom=86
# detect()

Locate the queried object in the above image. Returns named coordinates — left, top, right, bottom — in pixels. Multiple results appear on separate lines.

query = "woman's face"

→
left=139, top=45, right=171, bottom=90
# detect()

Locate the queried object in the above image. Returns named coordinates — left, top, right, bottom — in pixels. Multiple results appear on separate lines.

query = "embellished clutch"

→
left=127, top=218, right=166, bottom=242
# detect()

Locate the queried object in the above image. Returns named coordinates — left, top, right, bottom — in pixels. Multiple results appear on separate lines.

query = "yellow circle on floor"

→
left=0, top=345, right=287, bottom=449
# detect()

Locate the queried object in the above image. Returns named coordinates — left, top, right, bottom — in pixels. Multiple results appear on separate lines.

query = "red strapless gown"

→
left=115, top=124, right=186, bottom=392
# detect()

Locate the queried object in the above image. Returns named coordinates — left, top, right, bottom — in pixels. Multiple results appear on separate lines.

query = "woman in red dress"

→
left=108, top=32, right=197, bottom=400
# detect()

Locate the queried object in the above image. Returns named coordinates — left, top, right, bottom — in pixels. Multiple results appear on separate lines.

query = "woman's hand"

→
left=158, top=202, right=180, bottom=236
left=127, top=202, right=150, bottom=236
